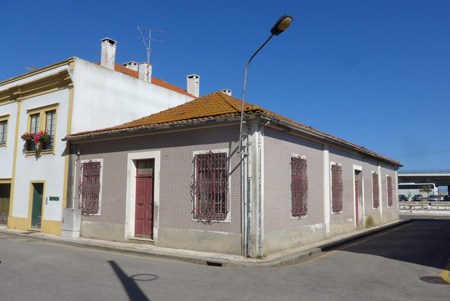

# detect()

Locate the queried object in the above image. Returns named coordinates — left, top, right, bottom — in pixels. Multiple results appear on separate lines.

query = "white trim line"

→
left=323, top=145, right=330, bottom=237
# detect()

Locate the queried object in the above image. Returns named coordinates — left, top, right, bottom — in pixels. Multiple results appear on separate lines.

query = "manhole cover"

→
left=420, top=276, right=450, bottom=285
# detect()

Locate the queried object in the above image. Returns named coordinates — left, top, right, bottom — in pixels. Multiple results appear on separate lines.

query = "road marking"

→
left=279, top=223, right=411, bottom=269
left=440, top=258, right=450, bottom=284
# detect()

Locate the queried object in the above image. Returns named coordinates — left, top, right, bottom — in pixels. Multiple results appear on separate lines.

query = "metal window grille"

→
left=372, top=173, right=379, bottom=208
left=291, top=157, right=308, bottom=216
left=43, top=110, right=56, bottom=150
left=331, top=164, right=343, bottom=212
left=79, top=161, right=101, bottom=215
left=193, top=152, right=228, bottom=221
left=387, top=176, right=393, bottom=207
left=0, top=121, right=6, bottom=144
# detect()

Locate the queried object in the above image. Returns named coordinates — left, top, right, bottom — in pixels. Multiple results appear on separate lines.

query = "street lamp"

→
left=238, top=15, right=293, bottom=153
left=239, top=15, right=293, bottom=258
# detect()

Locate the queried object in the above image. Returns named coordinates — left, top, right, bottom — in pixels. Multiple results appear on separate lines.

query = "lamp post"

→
left=239, top=15, right=293, bottom=258
left=238, top=15, right=293, bottom=154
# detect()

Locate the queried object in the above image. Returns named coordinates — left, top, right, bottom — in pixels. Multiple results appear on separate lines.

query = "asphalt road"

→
left=1, top=220, right=449, bottom=301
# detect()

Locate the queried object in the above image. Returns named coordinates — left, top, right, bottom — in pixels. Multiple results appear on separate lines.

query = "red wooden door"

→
left=355, top=180, right=359, bottom=225
left=135, top=160, right=154, bottom=238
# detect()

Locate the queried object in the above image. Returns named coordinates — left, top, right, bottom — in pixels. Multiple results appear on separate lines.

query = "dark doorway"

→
left=0, top=184, right=11, bottom=224
left=31, top=183, right=44, bottom=229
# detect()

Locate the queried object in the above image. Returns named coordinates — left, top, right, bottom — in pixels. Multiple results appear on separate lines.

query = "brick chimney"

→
left=101, top=38, right=117, bottom=70
left=186, top=74, right=200, bottom=97
left=139, top=62, right=152, bottom=83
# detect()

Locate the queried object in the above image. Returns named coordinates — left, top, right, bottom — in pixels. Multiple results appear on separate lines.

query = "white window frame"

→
left=0, top=115, right=9, bottom=146
left=386, top=175, right=393, bottom=208
left=371, top=171, right=380, bottom=209
left=330, top=161, right=343, bottom=214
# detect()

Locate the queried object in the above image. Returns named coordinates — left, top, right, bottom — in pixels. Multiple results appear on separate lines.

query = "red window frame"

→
left=291, top=157, right=308, bottom=217
left=387, top=176, right=393, bottom=207
left=79, top=161, right=101, bottom=215
left=193, top=152, right=228, bottom=221
left=331, top=164, right=343, bottom=212
left=372, top=173, right=380, bottom=209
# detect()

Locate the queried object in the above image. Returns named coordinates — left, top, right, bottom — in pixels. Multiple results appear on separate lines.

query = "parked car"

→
left=428, top=195, right=440, bottom=202
left=399, top=194, right=408, bottom=201
left=413, top=194, right=423, bottom=201
left=443, top=195, right=450, bottom=201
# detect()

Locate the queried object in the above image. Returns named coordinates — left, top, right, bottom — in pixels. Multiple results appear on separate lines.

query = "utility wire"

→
left=389, top=149, right=450, bottom=159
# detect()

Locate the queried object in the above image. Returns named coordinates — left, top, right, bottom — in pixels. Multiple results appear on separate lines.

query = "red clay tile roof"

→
left=68, top=91, right=401, bottom=166
left=94, top=63, right=195, bottom=98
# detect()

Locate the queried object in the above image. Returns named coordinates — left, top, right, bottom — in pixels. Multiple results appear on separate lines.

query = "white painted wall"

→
left=2, top=56, right=194, bottom=229
left=0, top=102, right=18, bottom=179
left=13, top=89, right=69, bottom=221
left=70, top=59, right=194, bottom=133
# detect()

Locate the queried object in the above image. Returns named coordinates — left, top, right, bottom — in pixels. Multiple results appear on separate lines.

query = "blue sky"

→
left=1, top=0, right=449, bottom=172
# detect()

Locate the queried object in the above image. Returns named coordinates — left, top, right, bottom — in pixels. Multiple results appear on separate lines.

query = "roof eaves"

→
left=64, top=113, right=242, bottom=142
left=263, top=114, right=402, bottom=167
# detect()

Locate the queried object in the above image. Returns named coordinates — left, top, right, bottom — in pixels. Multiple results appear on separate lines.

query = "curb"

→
left=0, top=219, right=410, bottom=268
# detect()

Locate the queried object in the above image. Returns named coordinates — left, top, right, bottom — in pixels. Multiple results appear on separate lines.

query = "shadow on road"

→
left=328, top=219, right=450, bottom=271
left=108, top=260, right=158, bottom=301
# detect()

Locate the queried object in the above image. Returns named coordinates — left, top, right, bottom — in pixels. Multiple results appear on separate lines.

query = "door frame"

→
left=28, top=181, right=46, bottom=230
left=0, top=182, right=11, bottom=224
left=134, top=159, right=154, bottom=238
left=125, top=151, right=160, bottom=242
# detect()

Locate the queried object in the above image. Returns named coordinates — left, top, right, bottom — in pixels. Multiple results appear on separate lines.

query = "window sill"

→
left=0, top=143, right=6, bottom=147
left=192, top=217, right=231, bottom=223
left=290, top=214, right=307, bottom=220
left=25, top=149, right=55, bottom=156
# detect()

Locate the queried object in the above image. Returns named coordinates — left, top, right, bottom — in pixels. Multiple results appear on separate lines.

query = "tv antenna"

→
left=137, top=26, right=166, bottom=65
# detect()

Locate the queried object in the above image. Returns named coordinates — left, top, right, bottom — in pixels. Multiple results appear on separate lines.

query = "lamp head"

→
left=270, top=15, right=293, bottom=36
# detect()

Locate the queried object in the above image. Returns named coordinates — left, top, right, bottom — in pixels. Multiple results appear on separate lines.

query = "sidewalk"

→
left=0, top=220, right=408, bottom=268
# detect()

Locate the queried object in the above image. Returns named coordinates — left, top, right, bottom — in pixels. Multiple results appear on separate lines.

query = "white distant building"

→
left=0, top=38, right=198, bottom=234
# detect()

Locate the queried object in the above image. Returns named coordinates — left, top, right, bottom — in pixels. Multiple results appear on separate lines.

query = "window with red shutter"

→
left=291, top=157, right=308, bottom=217
left=193, top=152, right=228, bottom=221
left=373, top=172, right=380, bottom=209
left=79, top=161, right=101, bottom=215
left=331, top=164, right=343, bottom=212
left=387, top=176, right=393, bottom=207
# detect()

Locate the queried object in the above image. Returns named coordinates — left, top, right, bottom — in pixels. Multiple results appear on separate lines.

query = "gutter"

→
left=64, top=112, right=401, bottom=168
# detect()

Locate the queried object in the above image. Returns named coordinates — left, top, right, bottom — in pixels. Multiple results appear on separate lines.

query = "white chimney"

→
left=101, top=38, right=117, bottom=70
left=186, top=74, right=200, bottom=97
left=221, top=89, right=232, bottom=96
left=139, top=62, right=152, bottom=83
left=122, top=61, right=138, bottom=71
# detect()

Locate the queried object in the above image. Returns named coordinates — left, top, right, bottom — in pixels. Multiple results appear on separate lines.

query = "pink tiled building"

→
left=65, top=91, right=401, bottom=257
